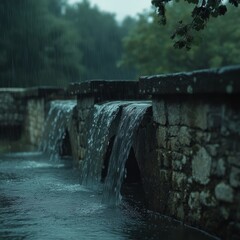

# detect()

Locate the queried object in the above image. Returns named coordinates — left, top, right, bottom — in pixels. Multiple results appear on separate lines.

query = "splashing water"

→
left=39, top=100, right=76, bottom=161
left=0, top=153, right=218, bottom=240
left=102, top=102, right=151, bottom=205
left=80, top=101, right=131, bottom=187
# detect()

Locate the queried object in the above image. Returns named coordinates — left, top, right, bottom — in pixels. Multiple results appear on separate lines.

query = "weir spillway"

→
left=39, top=100, right=76, bottom=161
left=78, top=100, right=151, bottom=205
left=1, top=65, right=240, bottom=239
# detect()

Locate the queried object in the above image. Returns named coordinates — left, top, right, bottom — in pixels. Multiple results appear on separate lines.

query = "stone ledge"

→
left=68, top=80, right=139, bottom=102
left=0, top=87, right=66, bottom=99
left=139, top=65, right=240, bottom=96
left=0, top=88, right=26, bottom=98
left=24, top=87, right=66, bottom=99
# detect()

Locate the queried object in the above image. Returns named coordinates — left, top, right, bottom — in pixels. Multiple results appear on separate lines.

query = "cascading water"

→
left=80, top=101, right=130, bottom=188
left=39, top=100, right=76, bottom=161
left=0, top=99, right=218, bottom=240
left=102, top=102, right=151, bottom=205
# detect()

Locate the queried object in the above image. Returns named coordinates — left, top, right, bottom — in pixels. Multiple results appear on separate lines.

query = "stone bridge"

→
left=1, top=65, right=240, bottom=239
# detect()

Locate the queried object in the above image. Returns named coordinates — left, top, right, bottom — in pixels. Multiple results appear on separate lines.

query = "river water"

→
left=0, top=152, right=218, bottom=240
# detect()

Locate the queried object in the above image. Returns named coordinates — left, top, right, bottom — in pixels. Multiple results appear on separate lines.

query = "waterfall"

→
left=80, top=101, right=130, bottom=188
left=102, top=102, right=151, bottom=205
left=39, top=100, right=76, bottom=161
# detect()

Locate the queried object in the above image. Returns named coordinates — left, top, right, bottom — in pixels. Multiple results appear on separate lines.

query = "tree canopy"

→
left=0, top=0, right=83, bottom=87
left=121, top=2, right=240, bottom=75
left=0, top=0, right=135, bottom=87
left=151, top=0, right=240, bottom=49
left=1, top=0, right=239, bottom=87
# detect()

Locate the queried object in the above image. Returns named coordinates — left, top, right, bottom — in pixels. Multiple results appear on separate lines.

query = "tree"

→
left=45, top=0, right=83, bottom=85
left=151, top=0, right=240, bottom=49
left=65, top=0, right=135, bottom=80
left=0, top=0, right=136, bottom=87
left=121, top=3, right=240, bottom=75
left=0, top=0, right=83, bottom=87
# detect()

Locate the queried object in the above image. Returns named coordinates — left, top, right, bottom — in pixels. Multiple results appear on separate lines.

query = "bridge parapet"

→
left=0, top=87, right=66, bottom=145
left=138, top=65, right=240, bottom=239
left=68, top=80, right=140, bottom=166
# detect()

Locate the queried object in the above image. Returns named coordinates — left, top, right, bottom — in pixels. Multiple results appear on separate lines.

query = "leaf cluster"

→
left=152, top=0, right=240, bottom=49
left=121, top=3, right=240, bottom=75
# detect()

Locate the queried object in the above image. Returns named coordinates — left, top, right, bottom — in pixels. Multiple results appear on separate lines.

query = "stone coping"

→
left=68, top=80, right=139, bottom=101
left=0, top=88, right=26, bottom=98
left=139, top=65, right=240, bottom=96
left=0, top=87, right=66, bottom=99
left=24, top=87, right=66, bottom=98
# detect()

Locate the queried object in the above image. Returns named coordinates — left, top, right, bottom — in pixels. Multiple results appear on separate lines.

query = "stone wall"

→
left=68, top=66, right=240, bottom=239
left=74, top=96, right=95, bottom=167
left=1, top=66, right=240, bottom=239
left=23, top=87, right=66, bottom=146
left=0, top=89, right=26, bottom=140
left=68, top=80, right=139, bottom=167
left=0, top=87, right=66, bottom=146
left=139, top=65, right=240, bottom=239
left=25, top=99, right=45, bottom=146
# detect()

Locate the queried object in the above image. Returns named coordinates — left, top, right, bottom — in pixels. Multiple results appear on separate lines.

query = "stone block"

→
left=171, top=151, right=183, bottom=161
left=156, top=126, right=167, bottom=148
left=192, top=146, right=212, bottom=185
left=172, top=171, right=187, bottom=191
left=230, top=167, right=240, bottom=188
left=181, top=102, right=208, bottom=130
left=216, top=158, right=226, bottom=177
left=171, top=152, right=187, bottom=171
left=168, top=103, right=180, bottom=125
left=77, top=97, right=94, bottom=109
left=168, top=137, right=180, bottom=151
left=228, top=156, right=240, bottom=167
left=162, top=151, right=171, bottom=168
left=188, top=192, right=200, bottom=210
left=152, top=100, right=166, bottom=125
left=178, top=126, right=191, bottom=146
left=168, top=126, right=179, bottom=137
left=220, top=207, right=230, bottom=220
left=215, top=182, right=234, bottom=203
left=188, top=193, right=202, bottom=222
left=206, top=144, right=219, bottom=157
left=200, top=190, right=217, bottom=207
left=207, top=112, right=223, bottom=130
left=172, top=160, right=183, bottom=171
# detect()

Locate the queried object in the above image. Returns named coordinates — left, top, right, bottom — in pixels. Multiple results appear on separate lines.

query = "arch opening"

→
left=60, top=130, right=72, bottom=158
left=123, top=147, right=142, bottom=184
left=121, top=147, right=146, bottom=206
left=101, top=137, right=146, bottom=206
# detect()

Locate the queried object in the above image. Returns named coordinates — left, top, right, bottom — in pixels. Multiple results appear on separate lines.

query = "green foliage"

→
left=0, top=0, right=83, bottom=87
left=151, top=0, right=240, bottom=49
left=0, top=0, right=134, bottom=87
left=64, top=0, right=135, bottom=80
left=121, top=3, right=240, bottom=75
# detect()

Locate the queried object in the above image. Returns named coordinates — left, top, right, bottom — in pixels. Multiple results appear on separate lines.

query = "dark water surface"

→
left=0, top=153, right=218, bottom=240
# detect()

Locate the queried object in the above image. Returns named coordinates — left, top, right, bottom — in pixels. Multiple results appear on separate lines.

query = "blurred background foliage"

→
left=0, top=0, right=239, bottom=87
left=121, top=2, right=240, bottom=75
left=0, top=0, right=135, bottom=87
